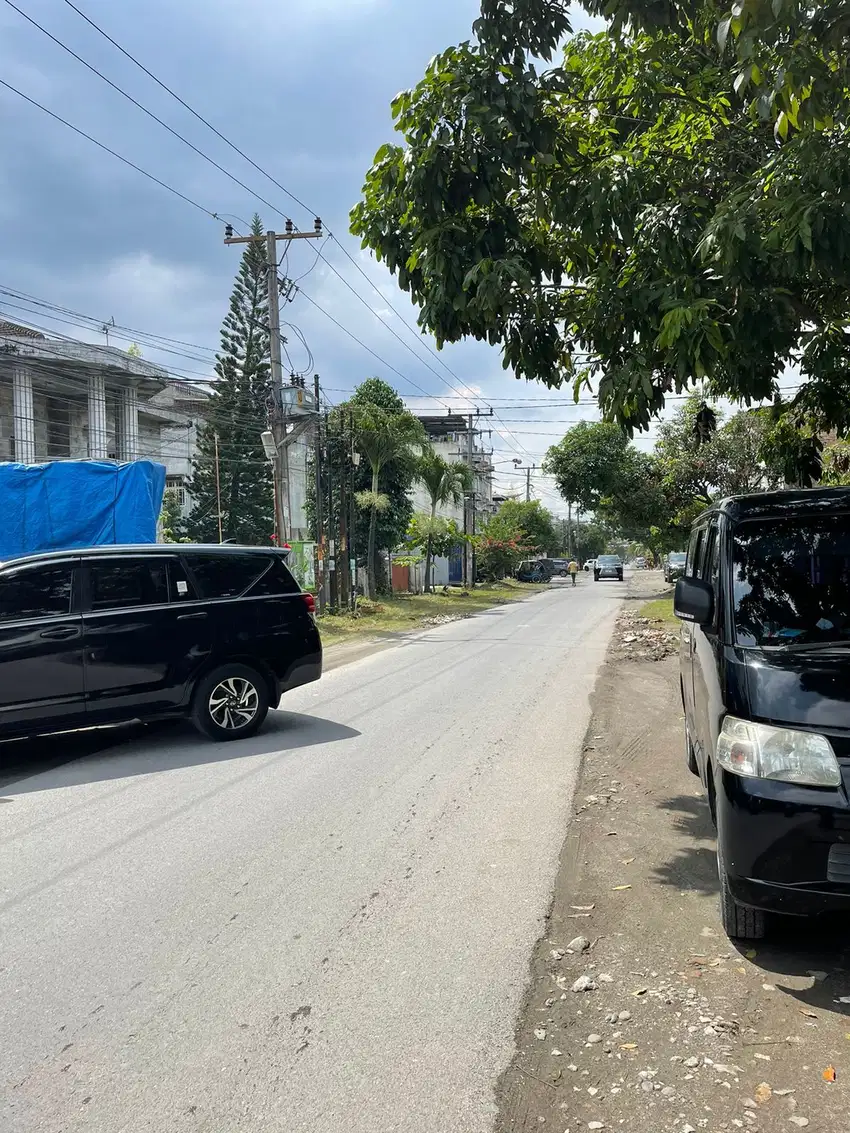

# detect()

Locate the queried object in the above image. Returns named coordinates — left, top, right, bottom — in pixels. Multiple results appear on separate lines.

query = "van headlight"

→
left=717, top=716, right=841, bottom=788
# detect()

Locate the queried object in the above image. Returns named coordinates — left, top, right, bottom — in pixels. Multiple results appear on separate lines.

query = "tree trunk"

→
left=424, top=536, right=433, bottom=594
left=424, top=500, right=437, bottom=593
left=366, top=466, right=380, bottom=599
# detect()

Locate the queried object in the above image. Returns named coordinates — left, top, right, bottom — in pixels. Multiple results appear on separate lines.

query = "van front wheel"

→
left=685, top=724, right=699, bottom=776
left=718, top=847, right=766, bottom=941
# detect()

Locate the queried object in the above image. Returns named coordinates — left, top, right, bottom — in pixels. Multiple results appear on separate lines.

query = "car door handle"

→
left=40, top=626, right=81, bottom=641
left=177, top=612, right=208, bottom=621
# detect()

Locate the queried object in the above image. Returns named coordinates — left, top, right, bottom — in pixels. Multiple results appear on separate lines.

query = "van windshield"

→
left=733, top=516, right=850, bottom=646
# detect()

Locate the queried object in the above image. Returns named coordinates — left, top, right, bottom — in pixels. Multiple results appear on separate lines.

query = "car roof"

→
left=0, top=544, right=290, bottom=569
left=696, top=485, right=850, bottom=524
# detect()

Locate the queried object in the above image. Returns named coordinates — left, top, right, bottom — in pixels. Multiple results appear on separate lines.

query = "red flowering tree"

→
left=474, top=511, right=535, bottom=580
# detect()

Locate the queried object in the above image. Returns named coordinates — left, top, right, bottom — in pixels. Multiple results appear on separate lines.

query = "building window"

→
left=165, top=476, right=187, bottom=507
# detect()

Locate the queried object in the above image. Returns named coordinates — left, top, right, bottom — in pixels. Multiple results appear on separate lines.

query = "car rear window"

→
left=245, top=557, right=301, bottom=596
left=733, top=515, right=850, bottom=646
left=598, top=556, right=620, bottom=564
left=185, top=553, right=276, bottom=599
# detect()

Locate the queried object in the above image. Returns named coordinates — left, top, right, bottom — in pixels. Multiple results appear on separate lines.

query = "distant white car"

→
left=583, top=559, right=596, bottom=572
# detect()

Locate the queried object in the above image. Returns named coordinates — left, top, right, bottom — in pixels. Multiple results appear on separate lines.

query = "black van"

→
left=0, top=544, right=321, bottom=743
left=675, top=487, right=850, bottom=939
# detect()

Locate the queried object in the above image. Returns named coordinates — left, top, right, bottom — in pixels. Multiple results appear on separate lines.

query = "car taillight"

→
left=301, top=592, right=316, bottom=616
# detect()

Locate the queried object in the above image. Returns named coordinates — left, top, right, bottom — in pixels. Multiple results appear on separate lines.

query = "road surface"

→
left=1, top=577, right=623, bottom=1133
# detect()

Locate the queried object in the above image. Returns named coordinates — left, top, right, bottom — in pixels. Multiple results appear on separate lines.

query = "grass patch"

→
left=638, top=596, right=678, bottom=628
left=318, top=580, right=545, bottom=642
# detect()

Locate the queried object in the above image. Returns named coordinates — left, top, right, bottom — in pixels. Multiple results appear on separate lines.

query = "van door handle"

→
left=177, top=612, right=208, bottom=621
left=40, top=626, right=80, bottom=640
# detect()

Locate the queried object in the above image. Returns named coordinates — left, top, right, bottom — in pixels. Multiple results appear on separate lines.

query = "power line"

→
left=0, top=284, right=219, bottom=359
left=296, top=288, right=453, bottom=411
left=0, top=76, right=219, bottom=221
left=60, top=0, right=318, bottom=221
left=40, top=0, right=537, bottom=459
left=3, top=0, right=306, bottom=231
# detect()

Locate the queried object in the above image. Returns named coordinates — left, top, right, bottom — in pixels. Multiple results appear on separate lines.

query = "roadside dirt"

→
left=497, top=573, right=850, bottom=1133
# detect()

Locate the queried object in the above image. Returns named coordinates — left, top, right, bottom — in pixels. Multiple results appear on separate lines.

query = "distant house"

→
left=408, top=412, right=495, bottom=587
left=0, top=321, right=211, bottom=517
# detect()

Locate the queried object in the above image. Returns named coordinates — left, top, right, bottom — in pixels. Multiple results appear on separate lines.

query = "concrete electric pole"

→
left=223, top=220, right=323, bottom=543
left=525, top=464, right=538, bottom=502
left=460, top=408, right=494, bottom=588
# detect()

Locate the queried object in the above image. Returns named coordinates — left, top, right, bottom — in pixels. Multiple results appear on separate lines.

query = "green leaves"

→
left=352, top=2, right=850, bottom=450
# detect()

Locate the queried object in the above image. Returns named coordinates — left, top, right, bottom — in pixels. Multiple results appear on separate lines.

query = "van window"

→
left=168, top=559, right=197, bottom=602
left=0, top=565, right=74, bottom=621
left=697, top=524, right=718, bottom=582
left=733, top=515, right=850, bottom=646
left=88, top=559, right=169, bottom=611
left=186, top=554, right=271, bottom=599
left=686, top=527, right=704, bottom=577
left=246, top=558, right=300, bottom=597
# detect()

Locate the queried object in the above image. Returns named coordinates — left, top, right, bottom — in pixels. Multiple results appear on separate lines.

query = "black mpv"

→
left=675, top=488, right=850, bottom=939
left=0, top=544, right=321, bottom=742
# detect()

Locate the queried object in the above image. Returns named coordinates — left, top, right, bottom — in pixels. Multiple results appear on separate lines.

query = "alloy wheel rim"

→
left=208, top=677, right=259, bottom=730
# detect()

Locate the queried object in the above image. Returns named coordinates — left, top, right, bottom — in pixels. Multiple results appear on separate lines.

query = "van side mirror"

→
left=674, top=577, right=714, bottom=626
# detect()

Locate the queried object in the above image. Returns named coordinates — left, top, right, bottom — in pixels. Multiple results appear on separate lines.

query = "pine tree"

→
left=185, top=214, right=275, bottom=544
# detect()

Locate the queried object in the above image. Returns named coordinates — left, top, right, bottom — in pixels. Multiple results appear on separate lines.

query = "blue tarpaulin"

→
left=0, top=460, right=167, bottom=560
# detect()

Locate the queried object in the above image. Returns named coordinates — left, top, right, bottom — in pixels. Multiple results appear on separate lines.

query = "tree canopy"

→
left=496, top=499, right=558, bottom=553
left=351, top=1, right=850, bottom=476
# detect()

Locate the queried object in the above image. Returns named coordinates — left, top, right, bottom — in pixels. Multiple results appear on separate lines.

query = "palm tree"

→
left=353, top=403, right=426, bottom=597
left=415, top=450, right=473, bottom=592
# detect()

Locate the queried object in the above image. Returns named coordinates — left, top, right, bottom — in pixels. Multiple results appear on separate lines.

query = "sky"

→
left=0, top=0, right=621, bottom=514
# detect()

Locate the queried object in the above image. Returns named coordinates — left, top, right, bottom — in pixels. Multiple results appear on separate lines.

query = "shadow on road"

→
left=652, top=792, right=720, bottom=896
left=653, top=793, right=850, bottom=1001
left=0, top=710, right=360, bottom=796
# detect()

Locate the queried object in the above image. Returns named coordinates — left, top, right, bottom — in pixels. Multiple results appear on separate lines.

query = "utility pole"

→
left=338, top=413, right=350, bottom=612
left=456, top=408, right=495, bottom=588
left=525, top=464, right=538, bottom=502
left=223, top=219, right=322, bottom=543
left=313, top=373, right=326, bottom=612
left=326, top=411, right=338, bottom=609
left=465, top=413, right=474, bottom=588
left=214, top=431, right=223, bottom=543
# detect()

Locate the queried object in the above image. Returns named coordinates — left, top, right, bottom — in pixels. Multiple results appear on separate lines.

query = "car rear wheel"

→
left=718, top=846, right=766, bottom=941
left=191, top=663, right=270, bottom=741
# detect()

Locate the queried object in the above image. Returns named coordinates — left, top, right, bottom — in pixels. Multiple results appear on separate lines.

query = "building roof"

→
left=0, top=320, right=45, bottom=339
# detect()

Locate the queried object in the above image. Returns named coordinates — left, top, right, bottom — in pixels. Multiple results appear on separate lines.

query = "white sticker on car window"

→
left=176, top=580, right=188, bottom=595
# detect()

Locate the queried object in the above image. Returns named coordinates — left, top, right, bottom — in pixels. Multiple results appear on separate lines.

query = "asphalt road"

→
left=0, top=576, right=624, bottom=1133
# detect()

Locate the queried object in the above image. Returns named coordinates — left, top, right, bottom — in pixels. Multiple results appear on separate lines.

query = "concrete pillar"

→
left=87, top=372, right=108, bottom=459
left=12, top=365, right=36, bottom=463
left=119, top=386, right=139, bottom=461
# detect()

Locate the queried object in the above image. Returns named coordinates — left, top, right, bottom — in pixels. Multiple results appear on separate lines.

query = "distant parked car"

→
left=550, top=558, right=570, bottom=577
left=584, top=559, right=596, bottom=572
left=594, top=555, right=624, bottom=582
left=0, top=544, right=322, bottom=742
left=516, top=560, right=552, bottom=583
left=664, top=551, right=687, bottom=584
left=634, top=556, right=646, bottom=570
